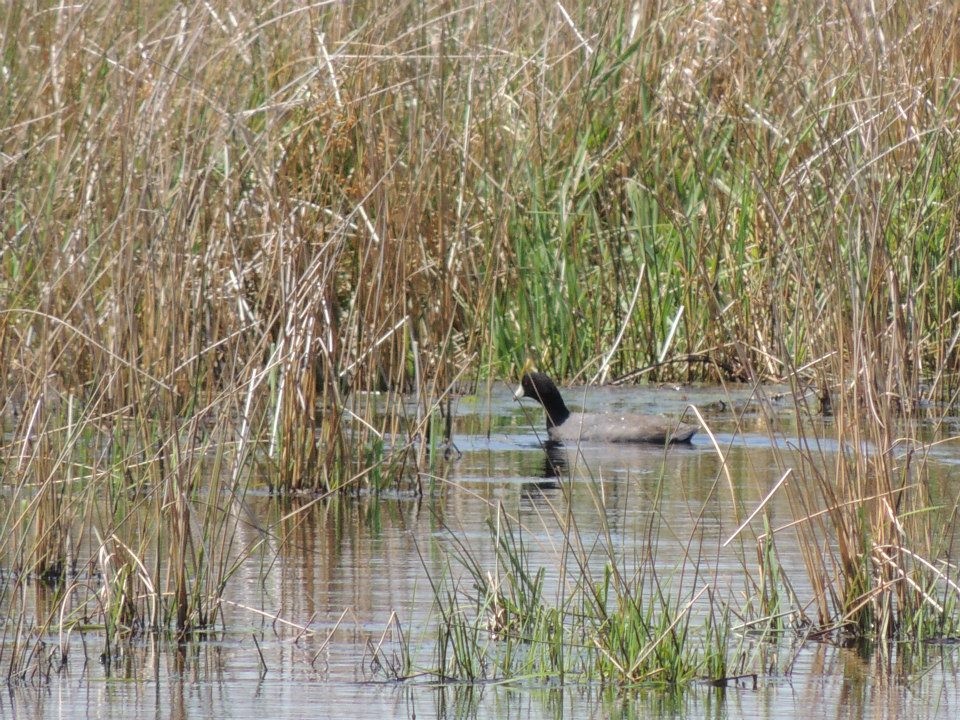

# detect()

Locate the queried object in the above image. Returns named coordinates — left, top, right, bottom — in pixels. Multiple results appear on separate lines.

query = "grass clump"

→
left=426, top=492, right=747, bottom=687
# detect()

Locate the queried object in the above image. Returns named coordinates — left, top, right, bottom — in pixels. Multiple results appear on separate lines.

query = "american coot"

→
left=514, top=371, right=697, bottom=445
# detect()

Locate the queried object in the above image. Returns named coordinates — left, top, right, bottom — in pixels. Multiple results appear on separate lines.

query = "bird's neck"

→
left=540, top=390, right=570, bottom=428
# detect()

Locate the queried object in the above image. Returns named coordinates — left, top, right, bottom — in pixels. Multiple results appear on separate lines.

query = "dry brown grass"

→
left=0, top=0, right=959, bottom=672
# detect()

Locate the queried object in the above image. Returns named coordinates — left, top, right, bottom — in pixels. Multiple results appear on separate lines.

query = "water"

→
left=5, top=382, right=960, bottom=718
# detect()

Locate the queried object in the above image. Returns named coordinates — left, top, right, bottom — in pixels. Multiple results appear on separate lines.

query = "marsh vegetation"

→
left=1, top=0, right=959, bottom=700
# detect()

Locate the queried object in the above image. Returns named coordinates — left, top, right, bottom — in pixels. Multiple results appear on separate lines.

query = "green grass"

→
left=423, top=466, right=759, bottom=686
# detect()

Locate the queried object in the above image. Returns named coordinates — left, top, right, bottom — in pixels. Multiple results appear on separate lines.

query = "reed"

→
left=3, top=1, right=958, bottom=469
left=1, top=0, right=960, bottom=684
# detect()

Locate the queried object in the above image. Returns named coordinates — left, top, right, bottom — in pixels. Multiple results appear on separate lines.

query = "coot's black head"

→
left=514, top=371, right=549, bottom=398
left=514, top=371, right=570, bottom=426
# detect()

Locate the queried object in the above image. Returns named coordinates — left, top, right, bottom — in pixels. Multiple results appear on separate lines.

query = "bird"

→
left=514, top=370, right=697, bottom=445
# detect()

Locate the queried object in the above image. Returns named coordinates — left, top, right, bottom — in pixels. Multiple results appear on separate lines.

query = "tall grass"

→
left=1, top=0, right=960, bottom=683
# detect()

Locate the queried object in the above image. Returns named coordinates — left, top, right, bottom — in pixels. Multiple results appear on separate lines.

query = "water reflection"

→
left=2, top=383, right=960, bottom=718
left=517, top=443, right=567, bottom=498
left=6, top=639, right=956, bottom=720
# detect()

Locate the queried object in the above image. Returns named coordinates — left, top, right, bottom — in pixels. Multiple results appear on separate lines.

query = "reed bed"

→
left=1, top=0, right=959, bottom=686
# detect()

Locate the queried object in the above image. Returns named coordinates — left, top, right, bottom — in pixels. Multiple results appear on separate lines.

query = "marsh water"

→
left=6, top=383, right=960, bottom=719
